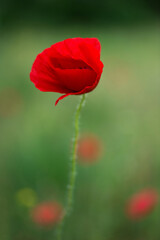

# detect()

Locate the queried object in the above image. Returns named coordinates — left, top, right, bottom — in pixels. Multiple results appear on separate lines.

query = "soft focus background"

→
left=0, top=1, right=160, bottom=239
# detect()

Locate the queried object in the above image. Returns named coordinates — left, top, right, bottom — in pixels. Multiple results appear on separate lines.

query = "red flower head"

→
left=126, top=189, right=159, bottom=220
left=31, top=202, right=63, bottom=226
left=30, top=38, right=103, bottom=105
left=77, top=134, right=103, bottom=164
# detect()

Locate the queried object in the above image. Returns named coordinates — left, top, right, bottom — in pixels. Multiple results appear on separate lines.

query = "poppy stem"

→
left=56, top=94, right=86, bottom=240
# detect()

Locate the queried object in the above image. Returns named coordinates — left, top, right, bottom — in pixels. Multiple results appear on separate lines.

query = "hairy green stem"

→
left=56, top=94, right=86, bottom=240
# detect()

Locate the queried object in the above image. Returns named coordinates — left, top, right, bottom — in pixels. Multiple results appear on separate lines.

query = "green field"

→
left=0, top=23, right=160, bottom=240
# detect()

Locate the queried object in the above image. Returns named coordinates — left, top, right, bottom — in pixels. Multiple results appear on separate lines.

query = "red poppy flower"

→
left=126, top=189, right=159, bottom=219
left=77, top=134, right=103, bottom=164
left=30, top=38, right=103, bottom=105
left=31, top=202, right=63, bottom=226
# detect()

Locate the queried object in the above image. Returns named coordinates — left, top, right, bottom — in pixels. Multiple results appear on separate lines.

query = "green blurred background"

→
left=0, top=1, right=160, bottom=239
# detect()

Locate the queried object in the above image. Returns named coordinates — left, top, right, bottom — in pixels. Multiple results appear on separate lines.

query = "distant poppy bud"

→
left=16, top=188, right=37, bottom=208
left=31, top=202, right=63, bottom=226
left=77, top=134, right=103, bottom=163
left=126, top=189, right=159, bottom=219
left=30, top=38, right=104, bottom=105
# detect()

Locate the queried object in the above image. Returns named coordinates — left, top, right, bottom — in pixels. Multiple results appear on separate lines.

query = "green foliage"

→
left=0, top=0, right=159, bottom=28
left=0, top=24, right=160, bottom=239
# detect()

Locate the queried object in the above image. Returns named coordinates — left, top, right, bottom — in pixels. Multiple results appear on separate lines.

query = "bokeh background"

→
left=0, top=0, right=160, bottom=239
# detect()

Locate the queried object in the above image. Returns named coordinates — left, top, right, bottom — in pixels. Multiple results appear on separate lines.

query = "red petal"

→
left=30, top=50, right=70, bottom=93
left=55, top=68, right=97, bottom=92
left=55, top=93, right=71, bottom=106
left=52, top=38, right=103, bottom=75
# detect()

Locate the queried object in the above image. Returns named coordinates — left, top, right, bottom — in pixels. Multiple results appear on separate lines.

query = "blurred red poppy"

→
left=126, top=189, right=159, bottom=219
left=77, top=134, right=103, bottom=164
left=30, top=38, right=103, bottom=105
left=31, top=202, right=63, bottom=226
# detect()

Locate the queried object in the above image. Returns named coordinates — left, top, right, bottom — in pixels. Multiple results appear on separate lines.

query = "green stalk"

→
left=56, top=94, right=86, bottom=240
